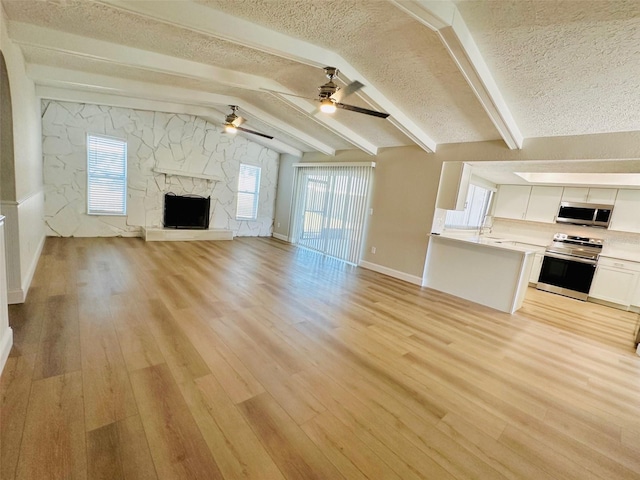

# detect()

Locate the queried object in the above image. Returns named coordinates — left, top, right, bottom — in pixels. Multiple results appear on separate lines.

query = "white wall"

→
left=42, top=100, right=279, bottom=237
left=272, top=153, right=299, bottom=240
left=0, top=6, right=46, bottom=306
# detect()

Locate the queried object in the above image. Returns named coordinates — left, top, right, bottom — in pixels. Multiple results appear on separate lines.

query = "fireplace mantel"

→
left=153, top=167, right=221, bottom=182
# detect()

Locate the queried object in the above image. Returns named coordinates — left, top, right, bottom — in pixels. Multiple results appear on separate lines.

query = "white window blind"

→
left=290, top=164, right=374, bottom=265
left=445, top=183, right=493, bottom=229
left=236, top=164, right=261, bottom=220
left=87, top=134, right=127, bottom=215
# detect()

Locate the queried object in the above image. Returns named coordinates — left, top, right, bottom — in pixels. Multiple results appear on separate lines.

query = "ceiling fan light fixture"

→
left=224, top=123, right=237, bottom=134
left=320, top=98, right=337, bottom=114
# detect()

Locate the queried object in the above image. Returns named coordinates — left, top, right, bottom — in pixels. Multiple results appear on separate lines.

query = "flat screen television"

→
left=163, top=193, right=210, bottom=229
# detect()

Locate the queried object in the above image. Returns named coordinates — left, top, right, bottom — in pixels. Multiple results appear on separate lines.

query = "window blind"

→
left=236, top=164, right=261, bottom=220
left=290, top=164, right=374, bottom=265
left=87, top=134, right=127, bottom=215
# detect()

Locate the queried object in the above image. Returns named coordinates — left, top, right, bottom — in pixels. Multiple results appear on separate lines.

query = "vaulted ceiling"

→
left=2, top=0, right=640, bottom=157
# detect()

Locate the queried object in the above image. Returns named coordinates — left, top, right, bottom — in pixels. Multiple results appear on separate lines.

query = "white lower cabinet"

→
left=589, top=257, right=640, bottom=307
left=529, top=253, right=544, bottom=283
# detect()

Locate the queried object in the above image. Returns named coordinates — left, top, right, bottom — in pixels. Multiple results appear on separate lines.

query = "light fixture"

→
left=224, top=123, right=237, bottom=134
left=320, top=98, right=337, bottom=113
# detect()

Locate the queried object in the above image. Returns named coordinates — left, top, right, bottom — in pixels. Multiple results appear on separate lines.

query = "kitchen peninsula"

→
left=424, top=234, right=536, bottom=313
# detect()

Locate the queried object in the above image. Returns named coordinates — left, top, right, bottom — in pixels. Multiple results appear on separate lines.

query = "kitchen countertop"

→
left=435, top=233, right=540, bottom=254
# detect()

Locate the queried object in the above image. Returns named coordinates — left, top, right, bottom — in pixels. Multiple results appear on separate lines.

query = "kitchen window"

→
left=445, top=183, right=493, bottom=229
left=87, top=134, right=127, bottom=215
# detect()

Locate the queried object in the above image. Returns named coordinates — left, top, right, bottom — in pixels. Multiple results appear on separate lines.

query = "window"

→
left=87, top=134, right=127, bottom=215
left=236, top=164, right=261, bottom=220
left=290, top=164, right=374, bottom=265
left=445, top=183, right=493, bottom=229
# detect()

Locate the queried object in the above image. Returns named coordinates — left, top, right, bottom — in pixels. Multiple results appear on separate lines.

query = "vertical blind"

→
left=290, top=163, right=374, bottom=265
left=87, top=134, right=127, bottom=215
left=236, top=164, right=261, bottom=220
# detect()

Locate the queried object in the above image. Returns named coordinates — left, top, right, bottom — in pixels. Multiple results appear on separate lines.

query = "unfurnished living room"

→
left=1, top=1, right=640, bottom=479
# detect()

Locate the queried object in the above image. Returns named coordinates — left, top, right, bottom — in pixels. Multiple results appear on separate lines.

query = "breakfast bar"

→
left=423, top=234, right=536, bottom=313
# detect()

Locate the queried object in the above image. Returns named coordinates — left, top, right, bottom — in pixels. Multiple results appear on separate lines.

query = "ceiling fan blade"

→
left=330, top=80, right=364, bottom=103
left=335, top=102, right=390, bottom=119
left=236, top=126, right=274, bottom=140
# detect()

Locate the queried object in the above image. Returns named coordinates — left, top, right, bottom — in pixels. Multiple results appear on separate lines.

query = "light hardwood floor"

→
left=2, top=236, right=640, bottom=479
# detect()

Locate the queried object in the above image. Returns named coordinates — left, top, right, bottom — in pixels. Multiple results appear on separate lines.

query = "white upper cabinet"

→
left=494, top=185, right=531, bottom=220
left=436, top=162, right=472, bottom=211
left=561, top=187, right=617, bottom=204
left=609, top=189, right=640, bottom=233
left=525, top=186, right=563, bottom=223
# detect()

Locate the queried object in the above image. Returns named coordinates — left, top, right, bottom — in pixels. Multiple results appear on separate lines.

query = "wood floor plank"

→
left=78, top=296, right=138, bottom=431
left=301, top=410, right=404, bottom=480
left=15, top=372, right=86, bottom=480
left=179, top=374, right=286, bottom=480
left=129, top=363, right=223, bottom=480
left=143, top=299, right=210, bottom=383
left=170, top=307, right=265, bottom=404
left=33, top=295, right=81, bottom=380
left=0, top=354, right=36, bottom=480
left=237, top=392, right=346, bottom=480
left=109, top=294, right=165, bottom=372
left=116, top=415, right=158, bottom=480
left=87, top=423, right=125, bottom=480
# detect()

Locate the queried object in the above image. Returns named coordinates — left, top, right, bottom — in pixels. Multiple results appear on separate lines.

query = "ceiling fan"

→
left=265, top=67, right=390, bottom=119
left=223, top=106, right=274, bottom=140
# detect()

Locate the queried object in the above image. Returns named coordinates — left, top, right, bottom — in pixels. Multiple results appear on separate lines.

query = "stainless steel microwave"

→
left=556, top=202, right=613, bottom=228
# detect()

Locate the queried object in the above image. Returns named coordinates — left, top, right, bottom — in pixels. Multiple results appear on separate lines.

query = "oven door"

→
left=537, top=252, right=597, bottom=301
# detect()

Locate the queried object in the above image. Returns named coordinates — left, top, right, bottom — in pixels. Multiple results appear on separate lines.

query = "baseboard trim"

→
left=358, top=260, right=423, bottom=286
left=272, top=232, right=289, bottom=242
left=0, top=326, right=13, bottom=376
left=7, top=234, right=45, bottom=304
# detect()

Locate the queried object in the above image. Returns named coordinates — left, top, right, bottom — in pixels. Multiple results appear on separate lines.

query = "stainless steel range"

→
left=536, top=233, right=603, bottom=301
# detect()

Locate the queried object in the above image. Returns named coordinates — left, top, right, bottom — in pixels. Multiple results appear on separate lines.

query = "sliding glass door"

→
left=291, top=164, right=374, bottom=265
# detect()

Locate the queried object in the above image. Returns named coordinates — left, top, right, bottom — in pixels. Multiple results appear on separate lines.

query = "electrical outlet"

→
left=369, top=208, right=374, bottom=215
left=371, top=246, right=376, bottom=254
left=277, top=222, right=280, bottom=228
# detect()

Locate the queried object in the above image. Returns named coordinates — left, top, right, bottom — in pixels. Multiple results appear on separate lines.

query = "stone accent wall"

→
left=42, top=100, right=279, bottom=237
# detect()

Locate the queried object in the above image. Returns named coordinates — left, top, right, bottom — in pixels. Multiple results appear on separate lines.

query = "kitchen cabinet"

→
left=436, top=162, right=472, bottom=211
left=561, top=187, right=617, bottom=204
left=609, top=189, right=640, bottom=233
left=524, top=186, right=563, bottom=223
left=590, top=257, right=640, bottom=307
left=529, top=252, right=545, bottom=283
left=493, top=185, right=531, bottom=220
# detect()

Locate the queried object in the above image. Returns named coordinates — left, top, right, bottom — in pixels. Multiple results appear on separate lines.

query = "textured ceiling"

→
left=4, top=0, right=640, bottom=156
left=457, top=0, right=640, bottom=138
left=198, top=0, right=501, bottom=143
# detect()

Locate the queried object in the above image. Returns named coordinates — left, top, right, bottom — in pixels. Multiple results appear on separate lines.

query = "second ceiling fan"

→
left=223, top=106, right=274, bottom=140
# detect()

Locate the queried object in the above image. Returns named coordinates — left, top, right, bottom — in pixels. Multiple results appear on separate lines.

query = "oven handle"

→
left=543, top=251, right=597, bottom=265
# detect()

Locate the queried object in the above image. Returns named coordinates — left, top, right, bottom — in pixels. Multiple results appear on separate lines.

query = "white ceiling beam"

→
left=9, top=21, right=361, bottom=155
left=28, top=65, right=334, bottom=155
left=95, top=0, right=437, bottom=152
left=392, top=0, right=523, bottom=150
